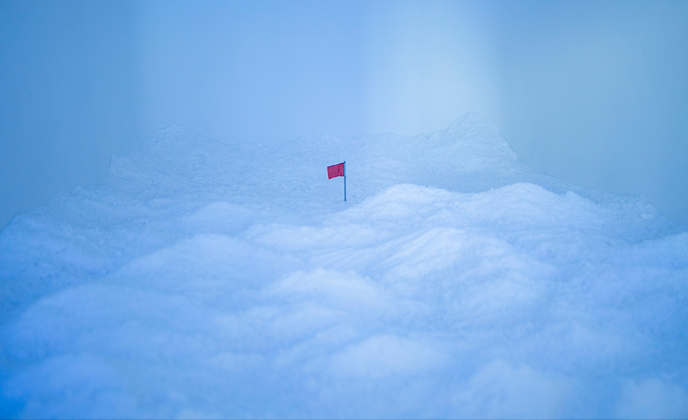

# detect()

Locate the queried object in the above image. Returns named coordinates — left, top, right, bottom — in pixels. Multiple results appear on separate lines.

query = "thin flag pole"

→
left=327, top=161, right=347, bottom=202
left=344, top=161, right=347, bottom=202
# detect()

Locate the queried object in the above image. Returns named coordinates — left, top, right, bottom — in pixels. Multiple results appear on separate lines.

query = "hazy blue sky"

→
left=132, top=0, right=499, bottom=140
left=1, top=0, right=687, bottom=225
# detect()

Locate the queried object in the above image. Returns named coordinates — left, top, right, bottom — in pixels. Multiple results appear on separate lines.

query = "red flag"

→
left=327, top=162, right=345, bottom=179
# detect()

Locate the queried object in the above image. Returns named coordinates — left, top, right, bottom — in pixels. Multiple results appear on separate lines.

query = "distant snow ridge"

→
left=1, top=114, right=687, bottom=418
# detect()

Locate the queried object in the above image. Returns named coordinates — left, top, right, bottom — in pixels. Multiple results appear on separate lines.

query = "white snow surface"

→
left=1, top=113, right=687, bottom=418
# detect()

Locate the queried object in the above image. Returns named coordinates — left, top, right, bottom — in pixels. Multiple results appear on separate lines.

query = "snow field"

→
left=0, top=113, right=687, bottom=418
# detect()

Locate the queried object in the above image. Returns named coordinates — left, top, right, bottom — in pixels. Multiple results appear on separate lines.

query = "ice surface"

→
left=1, top=113, right=687, bottom=418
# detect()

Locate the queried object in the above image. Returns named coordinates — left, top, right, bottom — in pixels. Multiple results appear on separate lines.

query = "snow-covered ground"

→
left=1, top=113, right=687, bottom=418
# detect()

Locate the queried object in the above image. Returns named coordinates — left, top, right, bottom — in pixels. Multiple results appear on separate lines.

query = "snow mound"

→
left=1, top=114, right=687, bottom=418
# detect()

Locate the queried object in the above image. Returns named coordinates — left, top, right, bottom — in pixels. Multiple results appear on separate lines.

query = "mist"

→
left=497, top=0, right=688, bottom=224
left=2, top=2, right=688, bottom=416
left=0, top=1, right=142, bottom=228
left=1, top=0, right=687, bottom=226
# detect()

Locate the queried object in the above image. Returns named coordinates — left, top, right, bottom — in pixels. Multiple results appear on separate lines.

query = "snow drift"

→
left=1, top=113, right=687, bottom=418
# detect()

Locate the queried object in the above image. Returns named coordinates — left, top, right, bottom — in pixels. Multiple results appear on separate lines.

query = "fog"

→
left=497, top=0, right=688, bottom=225
left=0, top=1, right=142, bottom=227
left=1, top=0, right=687, bottom=226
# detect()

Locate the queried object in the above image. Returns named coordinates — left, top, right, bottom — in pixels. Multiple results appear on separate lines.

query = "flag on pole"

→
left=327, top=161, right=346, bottom=201
left=327, top=162, right=345, bottom=179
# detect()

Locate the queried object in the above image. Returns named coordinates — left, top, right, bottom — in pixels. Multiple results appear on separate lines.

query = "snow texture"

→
left=1, top=113, right=687, bottom=418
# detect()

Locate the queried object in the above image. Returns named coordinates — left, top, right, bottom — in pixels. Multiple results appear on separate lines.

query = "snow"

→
left=1, top=113, right=687, bottom=418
